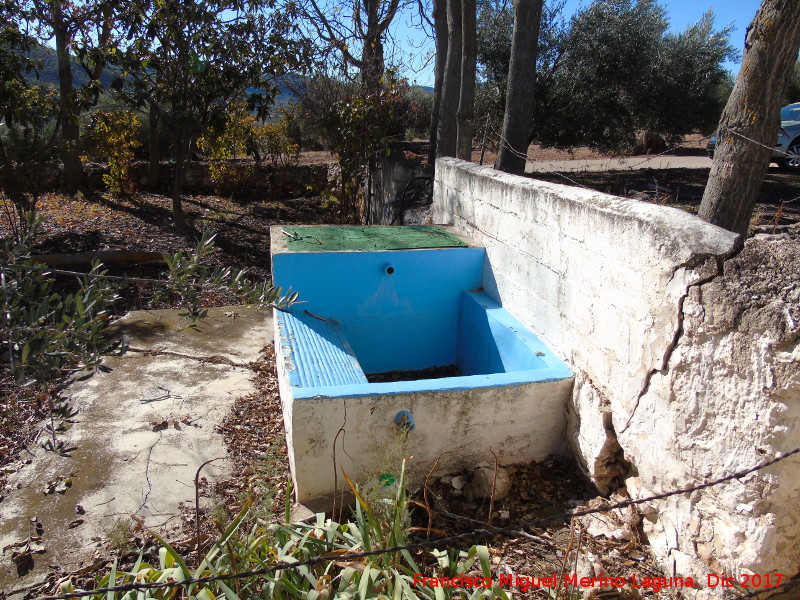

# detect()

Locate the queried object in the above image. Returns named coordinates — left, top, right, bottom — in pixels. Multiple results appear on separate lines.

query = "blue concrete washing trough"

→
left=271, top=225, right=573, bottom=509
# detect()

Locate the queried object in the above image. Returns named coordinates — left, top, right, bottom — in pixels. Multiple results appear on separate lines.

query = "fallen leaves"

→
left=213, top=345, right=288, bottom=518
left=42, top=473, right=76, bottom=496
left=4, top=518, right=47, bottom=576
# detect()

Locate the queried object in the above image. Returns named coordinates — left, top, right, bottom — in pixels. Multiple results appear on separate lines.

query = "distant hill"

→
left=268, top=78, right=433, bottom=106
left=24, top=42, right=114, bottom=88
left=247, top=73, right=306, bottom=108
left=27, top=46, right=301, bottom=103
left=22, top=45, right=433, bottom=105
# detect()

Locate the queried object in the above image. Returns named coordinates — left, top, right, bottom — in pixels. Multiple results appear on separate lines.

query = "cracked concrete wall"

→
left=432, top=158, right=799, bottom=590
left=623, top=234, right=800, bottom=587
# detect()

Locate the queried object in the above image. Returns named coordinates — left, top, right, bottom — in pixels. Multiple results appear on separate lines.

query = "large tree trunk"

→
left=698, top=0, right=800, bottom=235
left=361, top=0, right=385, bottom=94
left=495, top=0, right=543, bottom=175
left=436, top=0, right=462, bottom=158
left=456, top=0, right=476, bottom=160
left=53, top=1, right=83, bottom=189
left=171, top=136, right=192, bottom=230
left=148, top=102, right=161, bottom=190
left=428, top=0, right=449, bottom=166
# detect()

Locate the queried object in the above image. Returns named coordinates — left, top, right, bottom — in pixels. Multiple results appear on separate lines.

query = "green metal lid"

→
left=281, top=226, right=468, bottom=252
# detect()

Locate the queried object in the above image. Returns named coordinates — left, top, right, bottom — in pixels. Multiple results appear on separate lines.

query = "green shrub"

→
left=153, top=230, right=297, bottom=322
left=251, top=119, right=301, bottom=167
left=0, top=213, right=120, bottom=455
left=305, top=72, right=415, bottom=222
left=197, top=101, right=255, bottom=190
left=0, top=85, right=60, bottom=219
left=403, top=86, right=433, bottom=141
left=198, top=102, right=301, bottom=194
left=93, top=111, right=143, bottom=195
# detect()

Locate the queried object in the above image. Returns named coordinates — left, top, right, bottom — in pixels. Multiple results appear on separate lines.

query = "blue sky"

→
left=397, top=0, right=763, bottom=86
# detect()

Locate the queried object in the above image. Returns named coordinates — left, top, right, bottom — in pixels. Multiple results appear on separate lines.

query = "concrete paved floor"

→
left=0, top=306, right=272, bottom=594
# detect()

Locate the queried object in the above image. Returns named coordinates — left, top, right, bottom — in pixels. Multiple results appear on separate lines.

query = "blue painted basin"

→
left=272, top=246, right=571, bottom=398
left=271, top=226, right=574, bottom=508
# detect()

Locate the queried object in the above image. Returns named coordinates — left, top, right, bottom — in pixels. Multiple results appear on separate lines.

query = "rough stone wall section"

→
left=76, top=162, right=330, bottom=198
left=623, top=233, right=800, bottom=583
left=432, top=158, right=799, bottom=591
left=368, top=146, right=432, bottom=225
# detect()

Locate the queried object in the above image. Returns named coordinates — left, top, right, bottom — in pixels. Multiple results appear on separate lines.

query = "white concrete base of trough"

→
left=276, top=361, right=573, bottom=510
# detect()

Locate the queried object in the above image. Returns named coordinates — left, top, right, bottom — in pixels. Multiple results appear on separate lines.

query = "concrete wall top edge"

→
left=436, top=158, right=740, bottom=260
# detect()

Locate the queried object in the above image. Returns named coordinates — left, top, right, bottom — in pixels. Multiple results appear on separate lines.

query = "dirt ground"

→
left=0, top=190, right=339, bottom=546
left=474, top=142, right=608, bottom=166
left=472, top=133, right=710, bottom=166
left=529, top=167, right=800, bottom=230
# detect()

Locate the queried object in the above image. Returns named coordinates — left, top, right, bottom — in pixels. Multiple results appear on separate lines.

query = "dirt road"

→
left=526, top=155, right=713, bottom=174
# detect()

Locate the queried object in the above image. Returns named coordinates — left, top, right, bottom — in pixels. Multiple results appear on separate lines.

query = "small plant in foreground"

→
left=1, top=215, right=296, bottom=457
left=1, top=213, right=120, bottom=455
left=66, top=460, right=510, bottom=599
left=153, top=229, right=298, bottom=322
left=104, top=517, right=136, bottom=555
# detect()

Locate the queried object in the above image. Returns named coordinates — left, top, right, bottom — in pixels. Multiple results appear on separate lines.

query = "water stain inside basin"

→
left=365, top=364, right=463, bottom=383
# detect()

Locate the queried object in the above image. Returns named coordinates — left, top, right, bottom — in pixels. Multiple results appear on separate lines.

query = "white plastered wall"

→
left=432, top=158, right=800, bottom=592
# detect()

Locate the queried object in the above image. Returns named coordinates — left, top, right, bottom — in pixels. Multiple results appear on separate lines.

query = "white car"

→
left=706, top=102, right=800, bottom=170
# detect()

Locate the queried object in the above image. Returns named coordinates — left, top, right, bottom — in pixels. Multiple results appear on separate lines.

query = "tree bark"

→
left=361, top=0, right=386, bottom=94
left=53, top=1, right=83, bottom=189
left=456, top=0, right=476, bottom=160
left=699, top=0, right=800, bottom=235
left=436, top=0, right=462, bottom=158
left=495, top=0, right=543, bottom=174
left=148, top=101, right=161, bottom=190
left=171, top=136, right=192, bottom=231
left=428, top=0, right=449, bottom=166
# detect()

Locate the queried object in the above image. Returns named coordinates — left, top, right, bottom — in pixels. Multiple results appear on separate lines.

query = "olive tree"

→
left=475, top=0, right=734, bottom=155
left=111, top=0, right=307, bottom=230
left=538, top=0, right=734, bottom=151
left=472, top=0, right=564, bottom=158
